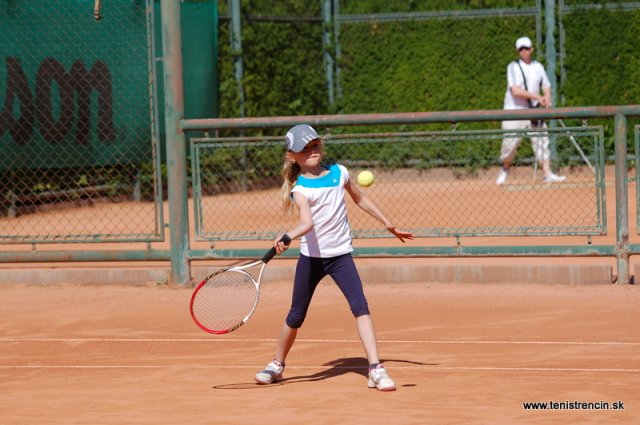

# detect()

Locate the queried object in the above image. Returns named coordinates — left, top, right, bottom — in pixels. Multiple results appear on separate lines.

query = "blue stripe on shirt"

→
left=295, top=164, right=342, bottom=188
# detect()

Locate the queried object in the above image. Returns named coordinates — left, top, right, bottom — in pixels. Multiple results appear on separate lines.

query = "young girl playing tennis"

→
left=254, top=124, right=414, bottom=391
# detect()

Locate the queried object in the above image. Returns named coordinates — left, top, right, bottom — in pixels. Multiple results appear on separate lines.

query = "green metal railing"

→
left=179, top=106, right=640, bottom=286
left=635, top=125, right=640, bottom=236
left=3, top=105, right=638, bottom=288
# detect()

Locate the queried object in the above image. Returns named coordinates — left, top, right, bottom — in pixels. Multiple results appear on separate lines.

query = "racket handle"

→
left=262, top=234, right=292, bottom=263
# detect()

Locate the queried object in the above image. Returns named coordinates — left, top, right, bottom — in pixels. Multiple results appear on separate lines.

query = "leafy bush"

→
left=215, top=1, right=640, bottom=165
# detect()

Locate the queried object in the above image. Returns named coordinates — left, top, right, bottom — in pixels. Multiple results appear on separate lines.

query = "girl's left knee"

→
left=350, top=299, right=370, bottom=317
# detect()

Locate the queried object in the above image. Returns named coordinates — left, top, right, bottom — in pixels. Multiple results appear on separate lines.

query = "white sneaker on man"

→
left=496, top=168, right=509, bottom=186
left=544, top=173, right=566, bottom=183
left=367, top=364, right=396, bottom=391
left=254, top=360, right=284, bottom=384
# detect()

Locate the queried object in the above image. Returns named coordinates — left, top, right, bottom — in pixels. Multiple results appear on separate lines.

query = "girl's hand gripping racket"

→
left=190, top=234, right=291, bottom=334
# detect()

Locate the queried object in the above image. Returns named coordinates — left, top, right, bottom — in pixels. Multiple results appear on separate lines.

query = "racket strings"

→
left=191, top=270, right=258, bottom=332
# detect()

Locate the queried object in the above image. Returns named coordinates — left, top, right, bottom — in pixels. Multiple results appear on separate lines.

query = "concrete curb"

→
left=0, top=264, right=613, bottom=285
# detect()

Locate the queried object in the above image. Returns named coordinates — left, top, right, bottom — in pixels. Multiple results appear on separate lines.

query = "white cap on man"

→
left=515, top=36, right=533, bottom=50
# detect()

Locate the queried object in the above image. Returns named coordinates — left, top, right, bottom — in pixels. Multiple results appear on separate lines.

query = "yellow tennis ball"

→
left=357, top=170, right=374, bottom=187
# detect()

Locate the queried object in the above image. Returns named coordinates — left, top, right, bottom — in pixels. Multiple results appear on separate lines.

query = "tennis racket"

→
left=190, top=234, right=291, bottom=334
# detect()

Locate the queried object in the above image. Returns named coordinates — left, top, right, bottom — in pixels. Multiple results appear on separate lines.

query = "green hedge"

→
left=215, top=1, right=640, bottom=157
left=336, top=17, right=527, bottom=116
left=561, top=6, right=640, bottom=154
left=218, top=1, right=327, bottom=124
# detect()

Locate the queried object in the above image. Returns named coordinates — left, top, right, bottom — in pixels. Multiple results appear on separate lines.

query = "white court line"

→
left=4, top=339, right=637, bottom=373
left=1, top=338, right=638, bottom=346
left=1, top=365, right=639, bottom=373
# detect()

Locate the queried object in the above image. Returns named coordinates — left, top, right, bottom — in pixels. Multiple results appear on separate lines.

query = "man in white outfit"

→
left=496, top=36, right=566, bottom=185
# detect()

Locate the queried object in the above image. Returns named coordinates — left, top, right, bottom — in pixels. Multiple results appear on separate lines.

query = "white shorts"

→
left=500, top=119, right=550, bottom=163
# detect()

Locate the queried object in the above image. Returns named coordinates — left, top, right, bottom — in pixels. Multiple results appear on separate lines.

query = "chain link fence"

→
left=0, top=0, right=635, bottom=257
left=218, top=0, right=544, bottom=118
left=559, top=0, right=640, bottom=106
left=191, top=123, right=605, bottom=242
left=0, top=0, right=162, bottom=244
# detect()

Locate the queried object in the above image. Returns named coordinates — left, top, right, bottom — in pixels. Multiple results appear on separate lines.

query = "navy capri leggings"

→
left=285, top=253, right=370, bottom=329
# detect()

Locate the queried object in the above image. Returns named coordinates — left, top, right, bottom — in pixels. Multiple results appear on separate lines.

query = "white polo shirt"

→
left=503, top=59, right=550, bottom=110
left=291, top=163, right=353, bottom=258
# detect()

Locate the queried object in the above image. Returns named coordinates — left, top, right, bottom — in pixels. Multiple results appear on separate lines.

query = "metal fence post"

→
left=323, top=0, right=334, bottom=106
left=614, top=112, right=630, bottom=284
left=544, top=0, right=557, bottom=107
left=544, top=0, right=559, bottom=161
left=333, top=0, right=342, bottom=102
left=229, top=0, right=245, bottom=117
left=161, top=0, right=191, bottom=286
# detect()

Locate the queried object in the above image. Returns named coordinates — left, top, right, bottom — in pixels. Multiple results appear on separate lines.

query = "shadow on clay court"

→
left=213, top=357, right=432, bottom=390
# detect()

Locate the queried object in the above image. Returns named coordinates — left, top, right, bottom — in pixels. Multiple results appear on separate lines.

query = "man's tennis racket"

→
left=190, top=234, right=291, bottom=334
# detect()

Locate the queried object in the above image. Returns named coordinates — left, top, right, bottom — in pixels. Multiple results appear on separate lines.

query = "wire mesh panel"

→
left=191, top=137, right=285, bottom=241
left=0, top=0, right=163, bottom=243
left=635, top=125, right=640, bottom=235
left=191, top=125, right=605, bottom=241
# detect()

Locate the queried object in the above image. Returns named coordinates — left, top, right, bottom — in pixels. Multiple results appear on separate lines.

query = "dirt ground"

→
left=1, top=164, right=639, bottom=424
left=1, top=281, right=639, bottom=425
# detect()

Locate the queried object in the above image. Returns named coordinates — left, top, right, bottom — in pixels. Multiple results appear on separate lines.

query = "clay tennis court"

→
left=1, top=280, right=639, bottom=424
left=1, top=165, right=640, bottom=423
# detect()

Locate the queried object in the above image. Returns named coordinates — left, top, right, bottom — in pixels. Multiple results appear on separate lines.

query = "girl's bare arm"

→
left=273, top=191, right=314, bottom=253
left=345, top=178, right=414, bottom=243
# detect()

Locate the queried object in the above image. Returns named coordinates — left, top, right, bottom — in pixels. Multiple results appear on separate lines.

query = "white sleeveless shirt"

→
left=291, top=163, right=353, bottom=258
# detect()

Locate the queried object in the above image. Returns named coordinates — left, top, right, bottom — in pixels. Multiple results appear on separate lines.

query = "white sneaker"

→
left=496, top=168, right=508, bottom=186
left=367, top=364, right=396, bottom=391
left=544, top=173, right=566, bottom=183
left=254, top=360, right=284, bottom=384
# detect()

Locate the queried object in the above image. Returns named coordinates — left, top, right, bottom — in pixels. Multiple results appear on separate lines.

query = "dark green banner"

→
left=0, top=0, right=217, bottom=170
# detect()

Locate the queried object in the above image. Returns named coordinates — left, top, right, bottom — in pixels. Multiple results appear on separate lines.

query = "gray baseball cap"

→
left=285, top=124, right=321, bottom=152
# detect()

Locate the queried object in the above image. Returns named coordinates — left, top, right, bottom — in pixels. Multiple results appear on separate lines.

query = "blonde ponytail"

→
left=281, top=156, right=301, bottom=213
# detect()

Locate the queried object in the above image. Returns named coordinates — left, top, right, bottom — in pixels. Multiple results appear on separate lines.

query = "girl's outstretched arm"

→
left=345, top=178, right=414, bottom=243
